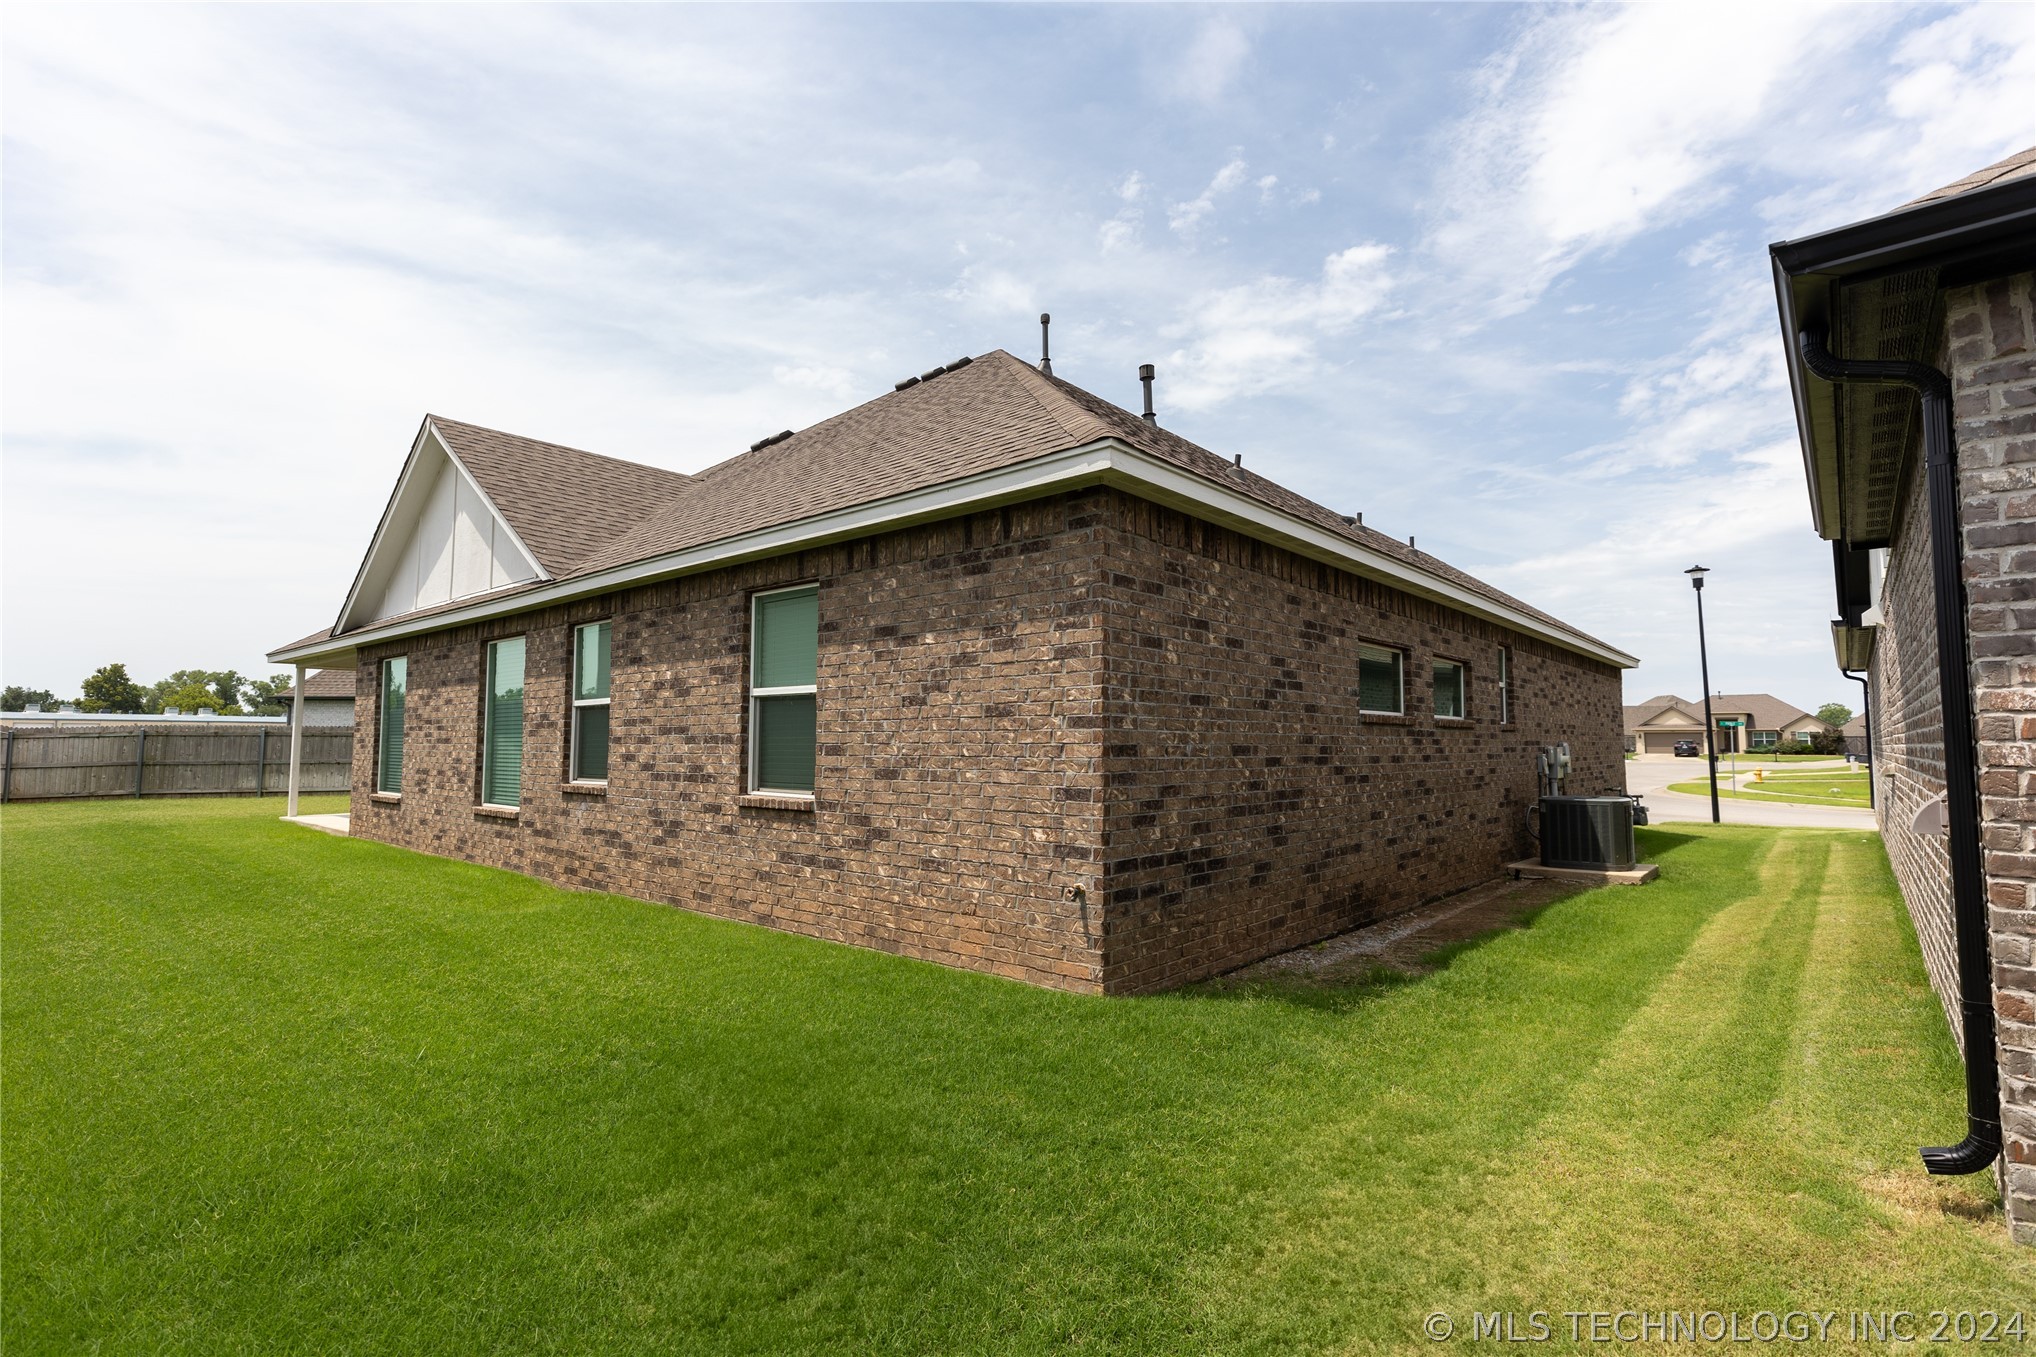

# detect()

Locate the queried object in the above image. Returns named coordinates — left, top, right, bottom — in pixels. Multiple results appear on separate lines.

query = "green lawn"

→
left=5, top=798, right=2028, bottom=1353
left=1670, top=770, right=1872, bottom=808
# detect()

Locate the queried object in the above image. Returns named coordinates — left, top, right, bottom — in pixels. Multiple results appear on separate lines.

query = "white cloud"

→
left=1427, top=3, right=1867, bottom=315
left=1168, top=18, right=1251, bottom=103
left=1168, top=158, right=1250, bottom=236
left=1118, top=170, right=1148, bottom=202
left=1163, top=244, right=1394, bottom=408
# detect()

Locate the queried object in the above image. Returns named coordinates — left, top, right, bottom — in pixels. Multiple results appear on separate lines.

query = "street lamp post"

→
left=1687, top=565, right=1721, bottom=824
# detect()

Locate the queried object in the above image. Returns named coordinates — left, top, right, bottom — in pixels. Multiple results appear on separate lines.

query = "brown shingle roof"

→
left=429, top=417, right=694, bottom=576
left=280, top=352, right=1623, bottom=660
left=1907, top=145, right=2036, bottom=206
left=567, top=351, right=1613, bottom=653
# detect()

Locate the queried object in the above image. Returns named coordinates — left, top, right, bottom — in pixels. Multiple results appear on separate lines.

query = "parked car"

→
left=1673, top=739, right=1701, bottom=757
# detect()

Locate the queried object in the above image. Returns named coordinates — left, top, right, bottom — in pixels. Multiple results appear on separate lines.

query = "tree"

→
left=210, top=670, right=247, bottom=710
left=244, top=673, right=294, bottom=717
left=145, top=669, right=245, bottom=715
left=79, top=663, right=147, bottom=714
left=158, top=681, right=239, bottom=715
left=1, top=686, right=58, bottom=712
left=1816, top=702, right=1853, bottom=727
left=147, top=670, right=235, bottom=714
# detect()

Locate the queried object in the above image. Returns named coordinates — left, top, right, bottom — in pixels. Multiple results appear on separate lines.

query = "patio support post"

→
left=286, top=663, right=305, bottom=818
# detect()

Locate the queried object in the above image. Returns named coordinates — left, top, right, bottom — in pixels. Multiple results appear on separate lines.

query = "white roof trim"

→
left=332, top=421, right=547, bottom=634
left=276, top=438, right=1636, bottom=669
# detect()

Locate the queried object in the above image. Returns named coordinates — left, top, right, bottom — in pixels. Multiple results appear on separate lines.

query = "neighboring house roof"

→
left=282, top=669, right=358, bottom=702
left=273, top=350, right=1636, bottom=669
left=1623, top=693, right=1828, bottom=731
left=1770, top=146, right=2036, bottom=544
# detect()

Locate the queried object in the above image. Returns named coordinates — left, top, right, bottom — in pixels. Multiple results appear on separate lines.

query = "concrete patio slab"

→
left=282, top=813, right=350, bottom=836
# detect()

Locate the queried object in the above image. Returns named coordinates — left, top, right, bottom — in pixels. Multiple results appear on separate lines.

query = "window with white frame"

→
left=377, top=657, right=407, bottom=793
left=571, top=621, right=611, bottom=783
left=1357, top=643, right=1404, bottom=715
left=1433, top=659, right=1466, bottom=720
left=1498, top=646, right=1512, bottom=725
left=482, top=636, right=526, bottom=809
left=750, top=585, right=817, bottom=794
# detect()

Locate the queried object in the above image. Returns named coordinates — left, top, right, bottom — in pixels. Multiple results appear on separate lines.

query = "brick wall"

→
left=1089, top=496, right=1625, bottom=993
left=353, top=492, right=1111, bottom=992
left=348, top=486, right=1625, bottom=996
left=1870, top=270, right=2036, bottom=1243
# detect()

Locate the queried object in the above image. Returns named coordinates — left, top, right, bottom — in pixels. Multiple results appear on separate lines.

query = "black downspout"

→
left=1798, top=328, right=1999, bottom=1177
left=1840, top=668, right=1874, bottom=809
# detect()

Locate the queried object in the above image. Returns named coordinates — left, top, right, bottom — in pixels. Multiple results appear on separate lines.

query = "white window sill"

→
left=561, top=781, right=608, bottom=796
left=738, top=792, right=815, bottom=812
left=369, top=791, right=402, bottom=804
left=474, top=804, right=520, bottom=820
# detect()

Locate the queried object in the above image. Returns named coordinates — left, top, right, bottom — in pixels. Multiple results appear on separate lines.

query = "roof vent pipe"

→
left=1798, top=326, right=1998, bottom=1177
left=1138, top=364, right=1157, bottom=424
left=1039, top=314, right=1052, bottom=376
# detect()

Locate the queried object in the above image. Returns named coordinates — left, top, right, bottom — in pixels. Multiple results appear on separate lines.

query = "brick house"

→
left=269, top=348, right=1634, bottom=994
left=1624, top=692, right=1840, bottom=755
left=1771, top=146, right=2036, bottom=1239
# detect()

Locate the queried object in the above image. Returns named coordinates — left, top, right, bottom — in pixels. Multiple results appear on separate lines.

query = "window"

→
left=1751, top=730, right=1779, bottom=750
left=1357, top=644, right=1403, bottom=715
left=377, top=657, right=407, bottom=793
left=483, top=637, right=526, bottom=808
left=571, top=621, right=611, bottom=783
left=1793, top=728, right=1815, bottom=745
left=1433, top=659, right=1466, bottom=720
left=750, top=585, right=818, bottom=794
left=1498, top=646, right=1512, bottom=724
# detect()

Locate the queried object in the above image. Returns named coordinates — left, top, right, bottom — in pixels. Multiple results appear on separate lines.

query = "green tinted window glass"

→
left=377, top=657, right=406, bottom=793
left=1357, top=644, right=1401, bottom=714
left=755, top=694, right=816, bottom=792
left=1433, top=661, right=1465, bottom=719
left=484, top=637, right=525, bottom=807
left=575, top=622, right=610, bottom=701
left=573, top=703, right=609, bottom=782
left=754, top=588, right=818, bottom=689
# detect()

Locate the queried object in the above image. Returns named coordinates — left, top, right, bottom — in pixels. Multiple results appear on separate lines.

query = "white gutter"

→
left=271, top=438, right=1637, bottom=670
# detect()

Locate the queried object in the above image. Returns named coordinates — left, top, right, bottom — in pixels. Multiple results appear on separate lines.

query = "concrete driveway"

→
left=1624, top=753, right=1879, bottom=830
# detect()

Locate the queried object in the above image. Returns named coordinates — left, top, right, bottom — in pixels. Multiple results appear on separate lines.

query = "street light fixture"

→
left=1686, top=565, right=1721, bottom=824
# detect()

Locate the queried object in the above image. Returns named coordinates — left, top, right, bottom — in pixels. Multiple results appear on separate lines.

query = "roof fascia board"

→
left=1769, top=176, right=2036, bottom=278
left=273, top=438, right=1635, bottom=669
left=1092, top=445, right=1636, bottom=667
left=1772, top=176, right=2036, bottom=545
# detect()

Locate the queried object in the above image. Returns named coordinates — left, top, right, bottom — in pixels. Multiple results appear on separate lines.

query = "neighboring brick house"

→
left=269, top=349, right=1634, bottom=994
left=279, top=668, right=358, bottom=728
left=1772, top=146, right=2036, bottom=1239
left=1623, top=692, right=1839, bottom=754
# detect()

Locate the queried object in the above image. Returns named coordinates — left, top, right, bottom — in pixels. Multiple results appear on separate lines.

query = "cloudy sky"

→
left=5, top=3, right=2032, bottom=709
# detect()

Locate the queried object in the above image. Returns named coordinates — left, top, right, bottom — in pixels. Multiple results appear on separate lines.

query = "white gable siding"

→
left=369, top=449, right=538, bottom=624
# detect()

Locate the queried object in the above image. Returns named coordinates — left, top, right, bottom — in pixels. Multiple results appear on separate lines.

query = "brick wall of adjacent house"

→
left=1088, top=496, right=1626, bottom=993
left=1870, top=270, right=2036, bottom=1243
left=352, top=492, right=1113, bottom=992
left=349, top=485, right=1626, bottom=996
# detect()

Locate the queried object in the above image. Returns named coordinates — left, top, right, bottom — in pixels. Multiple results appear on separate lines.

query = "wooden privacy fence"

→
left=0, top=724, right=354, bottom=802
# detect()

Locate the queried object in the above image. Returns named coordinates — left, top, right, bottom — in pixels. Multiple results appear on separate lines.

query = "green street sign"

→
left=1717, top=720, right=1743, bottom=727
